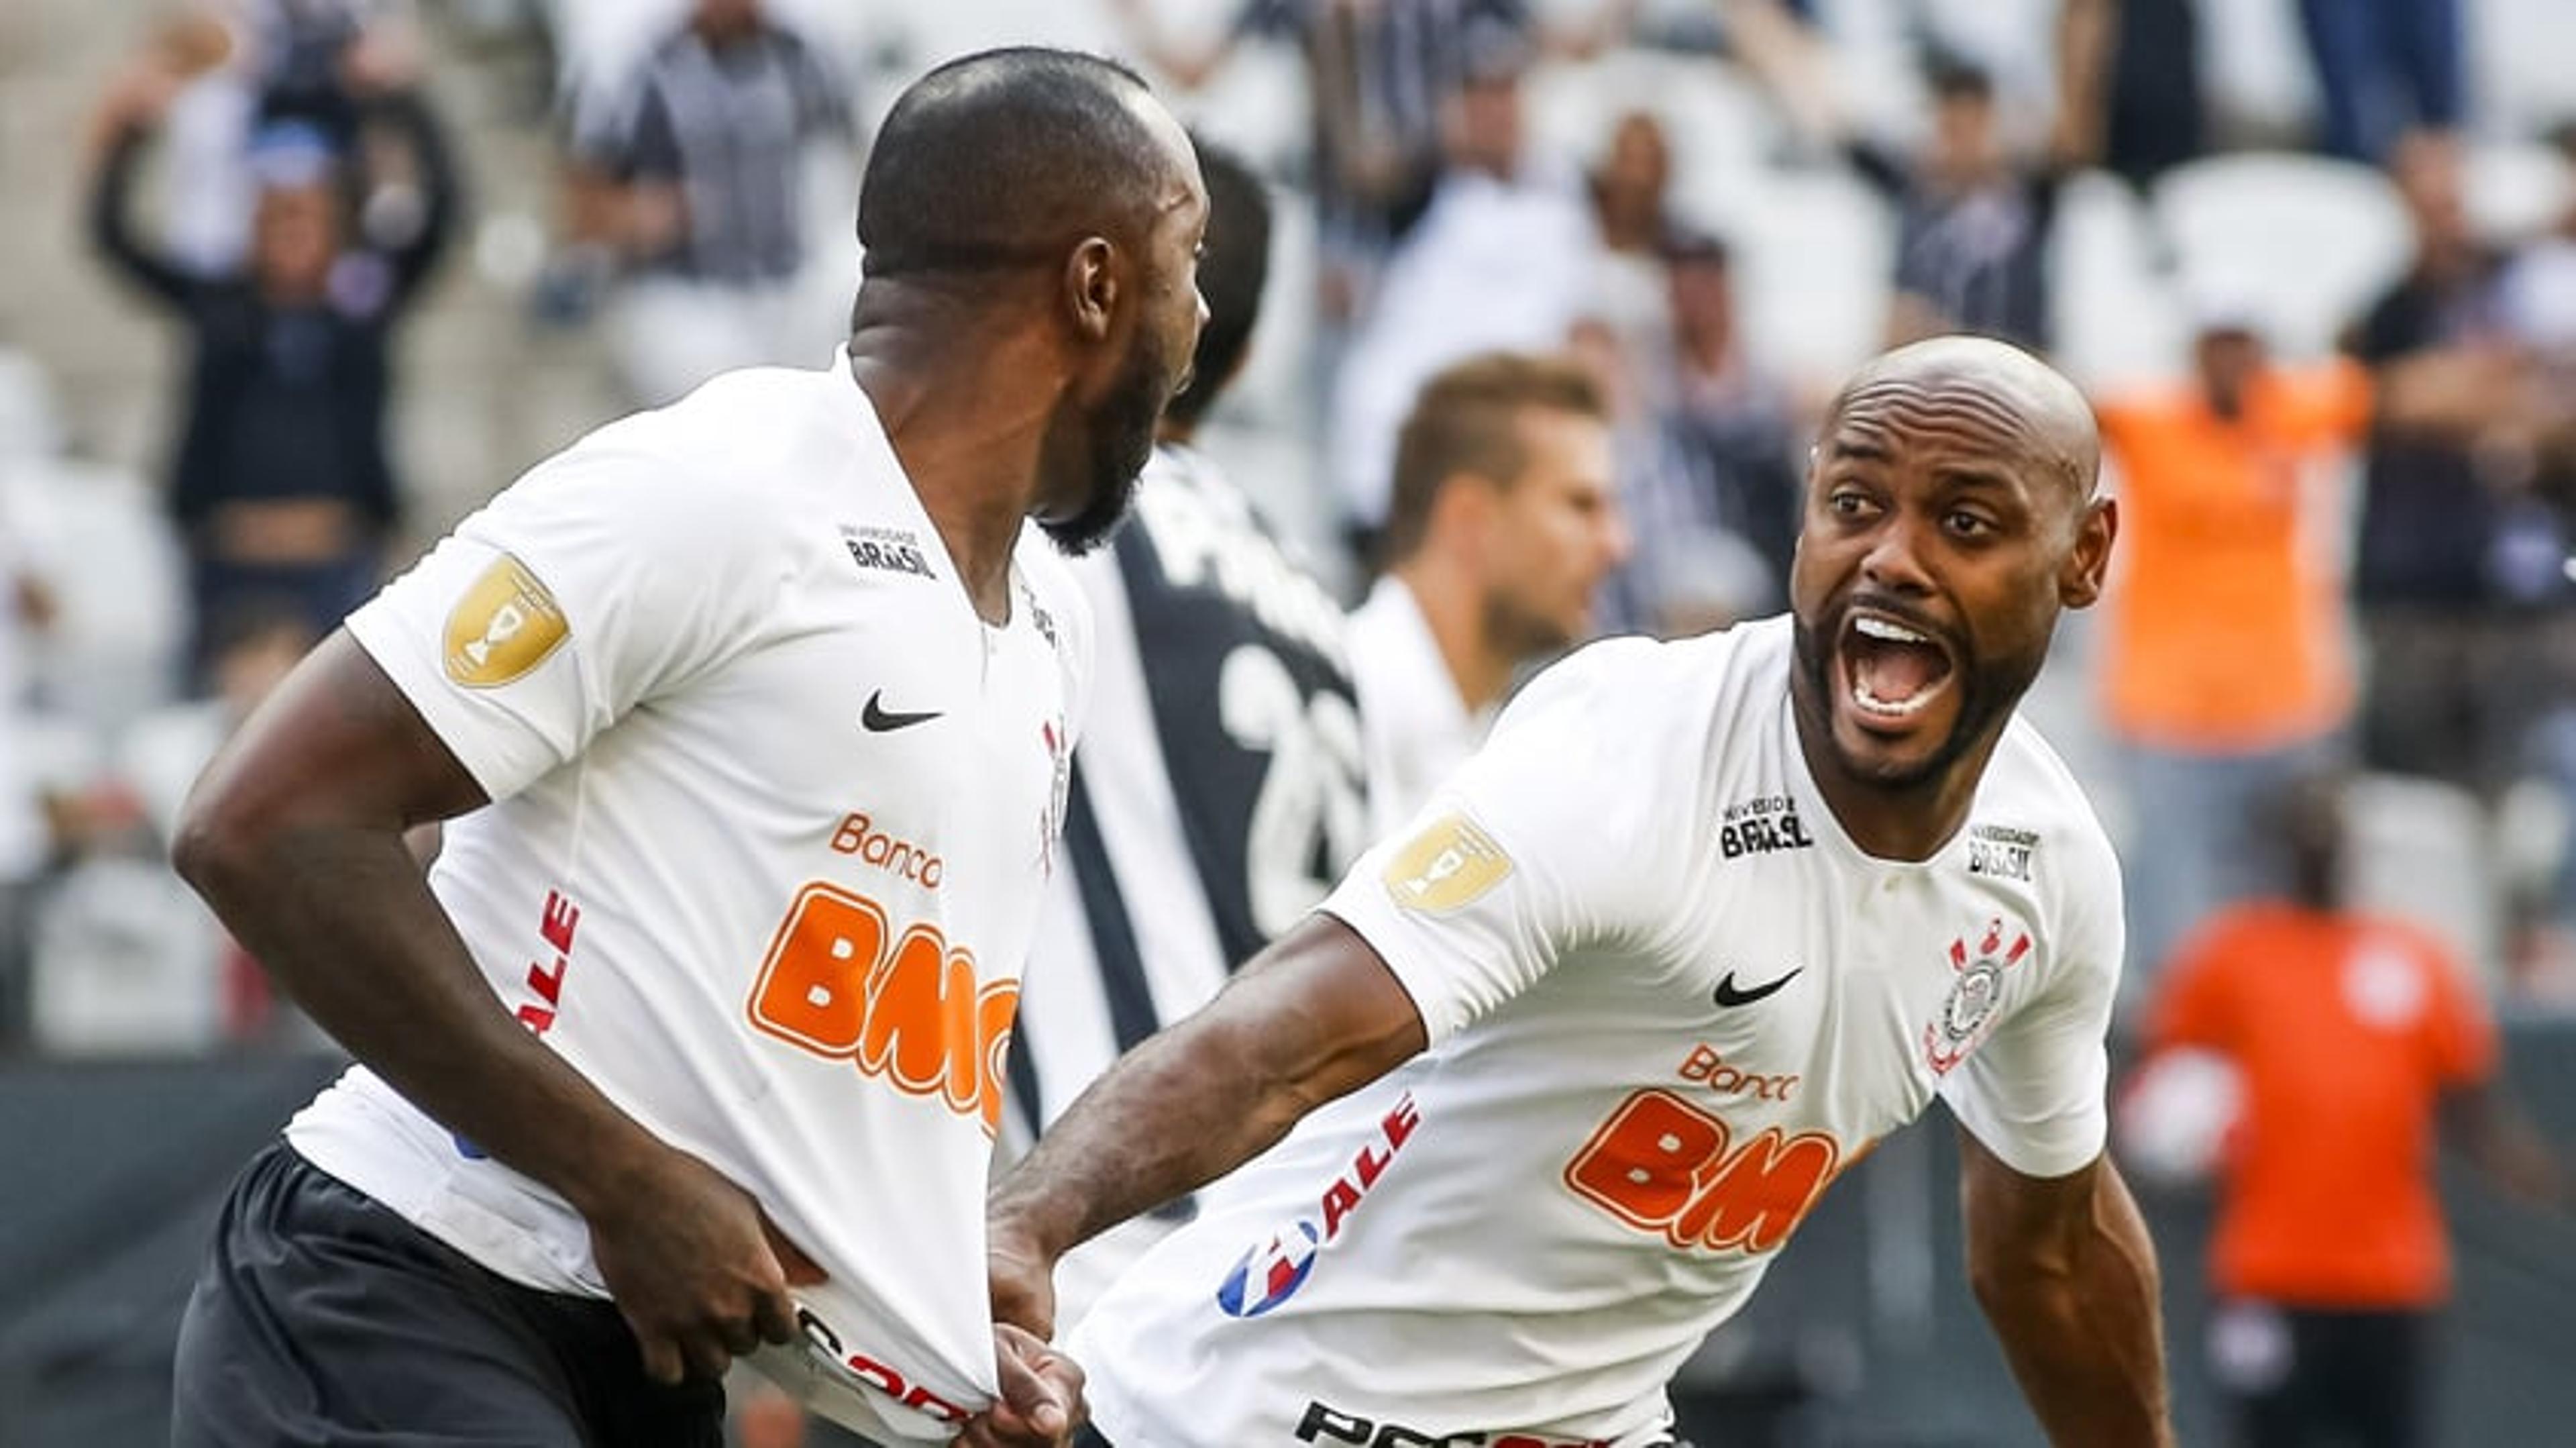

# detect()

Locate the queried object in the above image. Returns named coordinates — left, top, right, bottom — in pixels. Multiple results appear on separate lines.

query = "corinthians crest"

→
left=1924, top=918, right=2033, bottom=1074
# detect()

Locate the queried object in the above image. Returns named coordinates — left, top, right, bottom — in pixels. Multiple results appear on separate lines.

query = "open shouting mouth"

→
left=1839, top=609, right=1958, bottom=729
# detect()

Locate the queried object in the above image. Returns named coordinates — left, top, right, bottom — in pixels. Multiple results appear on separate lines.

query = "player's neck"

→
left=847, top=332, right=1053, bottom=624
left=1394, top=562, right=1512, bottom=715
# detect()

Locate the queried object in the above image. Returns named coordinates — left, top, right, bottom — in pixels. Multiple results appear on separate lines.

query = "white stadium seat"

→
left=2152, top=152, right=2413, bottom=358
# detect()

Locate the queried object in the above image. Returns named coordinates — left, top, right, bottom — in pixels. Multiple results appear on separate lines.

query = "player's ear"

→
left=2059, top=496, right=2116, bottom=609
left=1063, top=236, right=1119, bottom=344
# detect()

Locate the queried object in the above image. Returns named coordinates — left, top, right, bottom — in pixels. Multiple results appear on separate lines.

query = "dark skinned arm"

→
left=987, top=913, right=1427, bottom=1339
left=1960, top=1129, right=2173, bottom=1447
left=172, top=631, right=818, bottom=1384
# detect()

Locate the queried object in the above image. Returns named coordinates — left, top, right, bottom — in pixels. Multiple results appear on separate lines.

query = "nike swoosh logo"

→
left=860, top=690, right=943, bottom=732
left=1713, top=967, right=1801, bottom=1009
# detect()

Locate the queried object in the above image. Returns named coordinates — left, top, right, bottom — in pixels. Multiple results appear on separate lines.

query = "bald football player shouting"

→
left=991, top=335, right=2170, bottom=1447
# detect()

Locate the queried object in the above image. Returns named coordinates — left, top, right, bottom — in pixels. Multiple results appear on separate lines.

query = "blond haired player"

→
left=991, top=337, right=2171, bottom=1447
left=168, top=48, right=1208, bottom=1448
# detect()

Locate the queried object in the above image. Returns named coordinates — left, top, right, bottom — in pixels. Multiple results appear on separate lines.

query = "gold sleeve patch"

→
left=1382, top=813, right=1513, bottom=914
left=442, top=555, right=569, bottom=688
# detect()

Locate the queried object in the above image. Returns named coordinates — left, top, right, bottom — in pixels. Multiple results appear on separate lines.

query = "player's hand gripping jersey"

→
left=284, top=358, right=1091, bottom=1444
left=1072, top=618, right=2123, bottom=1446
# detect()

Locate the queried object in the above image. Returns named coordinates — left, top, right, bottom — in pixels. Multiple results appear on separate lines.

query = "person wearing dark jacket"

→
left=89, top=50, right=460, bottom=679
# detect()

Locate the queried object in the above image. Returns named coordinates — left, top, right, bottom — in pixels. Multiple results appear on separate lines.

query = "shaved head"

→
left=858, top=48, right=1181, bottom=280
left=1823, top=336, right=2101, bottom=511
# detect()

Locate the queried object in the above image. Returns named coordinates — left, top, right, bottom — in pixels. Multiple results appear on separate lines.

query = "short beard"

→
left=1039, top=340, right=1168, bottom=557
left=1483, top=587, right=1578, bottom=670
left=1789, top=608, right=2039, bottom=790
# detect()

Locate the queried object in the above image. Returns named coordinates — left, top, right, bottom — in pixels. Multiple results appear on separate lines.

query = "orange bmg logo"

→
left=746, top=882, right=1016, bottom=1134
left=1564, top=1088, right=1842, bottom=1253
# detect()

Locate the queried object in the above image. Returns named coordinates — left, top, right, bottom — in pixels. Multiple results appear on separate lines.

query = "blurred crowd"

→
left=1, top=0, right=2571, bottom=1043
left=17, top=0, right=2576, bottom=1245
left=0, top=0, right=2571, bottom=1441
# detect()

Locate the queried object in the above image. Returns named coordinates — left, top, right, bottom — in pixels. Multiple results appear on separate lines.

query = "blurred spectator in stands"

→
left=127, top=2, right=415, bottom=276
left=87, top=36, right=458, bottom=686
left=2347, top=133, right=2562, bottom=798
left=2101, top=289, right=2514, bottom=981
left=131, top=6, right=258, bottom=276
left=1836, top=48, right=2100, bottom=353
left=2491, top=126, right=2576, bottom=990
left=1328, top=36, right=1603, bottom=555
left=0, top=511, right=59, bottom=1051
left=2296, top=0, right=2463, bottom=164
left=2059, top=0, right=2204, bottom=193
left=1351, top=352, right=1626, bottom=833
left=1604, top=229, right=1803, bottom=637
left=1587, top=109, right=1676, bottom=382
left=2502, top=125, right=2576, bottom=361
left=2094, top=301, right=2372, bottom=980
left=32, top=604, right=317, bottom=1054
left=1107, top=0, right=1631, bottom=312
left=2131, top=771, right=2562, bottom=1448
left=557, top=0, right=855, bottom=405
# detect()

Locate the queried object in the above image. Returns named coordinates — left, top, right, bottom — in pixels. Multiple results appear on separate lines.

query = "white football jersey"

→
left=284, top=355, right=1091, bottom=1444
left=1072, top=616, right=2122, bottom=1446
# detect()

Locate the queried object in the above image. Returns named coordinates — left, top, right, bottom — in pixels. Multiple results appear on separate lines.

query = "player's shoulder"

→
left=1985, top=715, right=2124, bottom=898
left=1491, top=618, right=1783, bottom=772
left=540, top=362, right=892, bottom=527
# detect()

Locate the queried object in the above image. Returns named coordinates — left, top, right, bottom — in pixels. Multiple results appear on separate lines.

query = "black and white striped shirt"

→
left=574, top=22, right=852, bottom=285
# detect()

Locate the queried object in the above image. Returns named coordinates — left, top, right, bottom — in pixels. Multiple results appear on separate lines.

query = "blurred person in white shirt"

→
left=1327, top=34, right=1604, bottom=552
left=1349, top=351, right=1628, bottom=834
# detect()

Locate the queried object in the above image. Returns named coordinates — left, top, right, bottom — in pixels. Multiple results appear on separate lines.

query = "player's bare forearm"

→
left=987, top=915, right=1425, bottom=1325
left=173, top=632, right=669, bottom=1216
left=1959, top=1132, right=2172, bottom=1448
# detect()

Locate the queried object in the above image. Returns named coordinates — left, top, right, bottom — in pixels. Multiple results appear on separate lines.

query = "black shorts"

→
left=2212, top=1300, right=2429, bottom=1448
left=172, top=1141, right=724, bottom=1447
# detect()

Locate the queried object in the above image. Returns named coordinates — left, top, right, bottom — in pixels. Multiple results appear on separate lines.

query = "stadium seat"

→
left=2151, top=153, right=2412, bottom=358
left=2465, top=138, right=2574, bottom=246
left=3, top=458, right=187, bottom=731
left=1720, top=169, right=1894, bottom=386
left=1527, top=49, right=1782, bottom=197
left=2052, top=169, right=2188, bottom=391
left=2344, top=771, right=2505, bottom=991
left=2475, top=0, right=2576, bottom=142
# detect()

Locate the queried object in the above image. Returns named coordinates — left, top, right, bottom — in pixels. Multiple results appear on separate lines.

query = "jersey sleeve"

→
left=2420, top=932, right=2499, bottom=1088
left=1941, top=829, right=2125, bottom=1179
left=1319, top=637, right=1688, bottom=1046
left=343, top=430, right=786, bottom=803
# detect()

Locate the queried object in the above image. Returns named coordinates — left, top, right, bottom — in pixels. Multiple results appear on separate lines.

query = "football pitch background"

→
left=3, top=1040, right=2573, bottom=1446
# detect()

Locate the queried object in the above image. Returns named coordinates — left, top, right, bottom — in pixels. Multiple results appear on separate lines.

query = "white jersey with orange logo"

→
left=283, top=355, right=1090, bottom=1445
left=1071, top=616, right=2121, bottom=1447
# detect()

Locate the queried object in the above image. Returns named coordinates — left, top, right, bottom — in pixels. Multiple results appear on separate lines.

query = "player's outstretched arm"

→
left=1958, top=1129, right=2173, bottom=1447
left=987, top=913, right=1427, bottom=1339
left=172, top=631, right=815, bottom=1383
